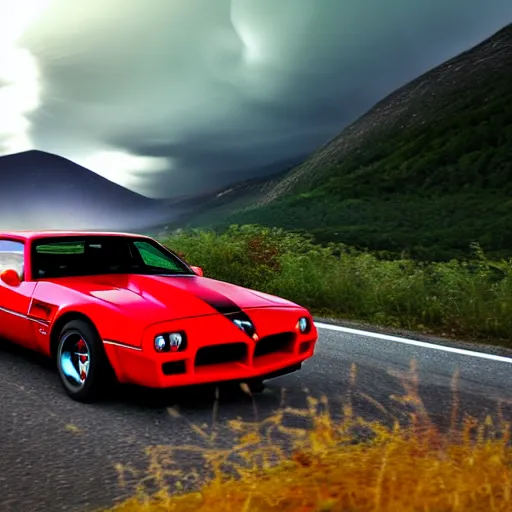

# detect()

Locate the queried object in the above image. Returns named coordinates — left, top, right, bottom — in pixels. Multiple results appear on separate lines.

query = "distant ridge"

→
left=258, top=22, right=512, bottom=203
left=0, top=150, right=179, bottom=230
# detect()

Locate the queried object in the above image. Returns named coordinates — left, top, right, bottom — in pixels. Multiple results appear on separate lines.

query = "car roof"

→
left=0, top=230, right=152, bottom=242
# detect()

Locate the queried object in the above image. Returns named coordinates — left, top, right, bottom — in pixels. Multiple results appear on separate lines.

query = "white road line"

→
left=314, top=322, right=512, bottom=364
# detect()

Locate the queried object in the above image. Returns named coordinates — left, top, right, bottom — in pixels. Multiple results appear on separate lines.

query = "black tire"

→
left=55, top=319, right=113, bottom=403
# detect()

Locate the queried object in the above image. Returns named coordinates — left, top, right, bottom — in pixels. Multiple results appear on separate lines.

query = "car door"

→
left=0, top=239, right=38, bottom=349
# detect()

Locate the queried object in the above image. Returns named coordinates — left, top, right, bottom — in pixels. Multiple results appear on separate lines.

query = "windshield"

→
left=31, top=236, right=193, bottom=279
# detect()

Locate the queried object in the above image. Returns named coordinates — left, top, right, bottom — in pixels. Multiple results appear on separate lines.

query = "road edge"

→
left=313, top=316, right=512, bottom=359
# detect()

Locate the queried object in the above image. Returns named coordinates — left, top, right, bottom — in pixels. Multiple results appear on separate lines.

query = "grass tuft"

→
left=103, top=362, right=512, bottom=512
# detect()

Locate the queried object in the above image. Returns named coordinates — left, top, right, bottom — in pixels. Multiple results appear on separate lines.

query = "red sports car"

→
left=0, top=231, right=318, bottom=402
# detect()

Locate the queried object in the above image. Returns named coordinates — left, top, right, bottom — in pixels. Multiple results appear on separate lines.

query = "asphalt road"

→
left=0, top=323, right=511, bottom=512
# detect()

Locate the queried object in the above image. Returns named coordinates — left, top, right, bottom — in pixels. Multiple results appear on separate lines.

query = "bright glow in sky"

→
left=79, top=149, right=169, bottom=188
left=0, top=0, right=48, bottom=153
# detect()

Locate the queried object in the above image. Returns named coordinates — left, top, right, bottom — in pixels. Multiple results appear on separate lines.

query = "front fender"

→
left=52, top=302, right=147, bottom=349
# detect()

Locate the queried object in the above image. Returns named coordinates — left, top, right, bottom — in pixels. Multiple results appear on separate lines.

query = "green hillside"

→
left=173, top=26, right=512, bottom=262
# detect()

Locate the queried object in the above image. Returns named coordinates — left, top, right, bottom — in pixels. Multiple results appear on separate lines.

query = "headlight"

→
left=154, top=335, right=167, bottom=352
left=154, top=332, right=185, bottom=352
left=297, top=317, right=310, bottom=334
left=169, top=333, right=183, bottom=352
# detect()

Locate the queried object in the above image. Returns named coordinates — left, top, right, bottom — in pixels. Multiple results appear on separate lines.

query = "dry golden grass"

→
left=104, top=362, right=512, bottom=512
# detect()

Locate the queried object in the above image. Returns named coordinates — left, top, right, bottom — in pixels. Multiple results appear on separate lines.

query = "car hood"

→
left=52, top=274, right=299, bottom=323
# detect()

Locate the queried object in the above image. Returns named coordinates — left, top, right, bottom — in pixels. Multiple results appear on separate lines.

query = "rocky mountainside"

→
left=258, top=22, right=512, bottom=204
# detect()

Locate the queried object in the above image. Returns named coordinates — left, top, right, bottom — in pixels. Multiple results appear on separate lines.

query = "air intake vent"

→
left=195, top=343, right=248, bottom=366
left=254, top=332, right=295, bottom=357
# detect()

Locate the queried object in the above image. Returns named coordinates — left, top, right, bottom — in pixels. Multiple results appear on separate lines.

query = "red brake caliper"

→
left=76, top=339, right=88, bottom=381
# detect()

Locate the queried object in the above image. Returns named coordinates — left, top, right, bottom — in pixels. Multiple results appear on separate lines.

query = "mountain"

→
left=0, top=150, right=183, bottom=230
left=170, top=23, right=512, bottom=261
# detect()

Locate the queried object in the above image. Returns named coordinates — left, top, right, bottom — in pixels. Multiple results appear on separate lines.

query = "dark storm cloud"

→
left=4, top=0, right=512, bottom=197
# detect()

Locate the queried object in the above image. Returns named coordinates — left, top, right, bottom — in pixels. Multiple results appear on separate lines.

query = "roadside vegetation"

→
left=160, top=225, right=512, bottom=345
left=106, top=364, right=512, bottom=512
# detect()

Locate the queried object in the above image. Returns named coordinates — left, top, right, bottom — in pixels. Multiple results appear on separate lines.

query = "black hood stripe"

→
left=185, top=285, right=256, bottom=335
left=201, top=297, right=242, bottom=315
left=160, top=277, right=255, bottom=332
left=187, top=286, right=243, bottom=316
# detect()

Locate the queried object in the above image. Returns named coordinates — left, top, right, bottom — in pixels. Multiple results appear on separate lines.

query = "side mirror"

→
left=0, top=268, right=21, bottom=287
left=190, top=266, right=203, bottom=277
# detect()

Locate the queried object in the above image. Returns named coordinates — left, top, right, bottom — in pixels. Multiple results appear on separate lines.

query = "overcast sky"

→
left=0, top=0, right=511, bottom=198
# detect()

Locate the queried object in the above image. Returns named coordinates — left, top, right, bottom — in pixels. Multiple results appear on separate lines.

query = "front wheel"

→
left=56, top=319, right=113, bottom=403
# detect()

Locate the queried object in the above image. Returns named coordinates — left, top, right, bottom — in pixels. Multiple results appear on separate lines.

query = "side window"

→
left=0, top=240, right=24, bottom=277
left=133, top=241, right=182, bottom=271
left=34, top=241, right=86, bottom=278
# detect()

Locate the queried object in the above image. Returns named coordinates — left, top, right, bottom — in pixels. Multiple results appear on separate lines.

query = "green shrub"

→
left=161, top=225, right=512, bottom=344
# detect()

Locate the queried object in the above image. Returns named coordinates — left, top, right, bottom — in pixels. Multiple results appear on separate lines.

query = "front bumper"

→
left=103, top=306, right=318, bottom=389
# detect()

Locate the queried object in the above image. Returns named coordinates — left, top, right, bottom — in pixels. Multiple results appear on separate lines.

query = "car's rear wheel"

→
left=56, top=319, right=112, bottom=403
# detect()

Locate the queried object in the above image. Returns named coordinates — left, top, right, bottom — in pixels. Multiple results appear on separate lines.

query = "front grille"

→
left=254, top=332, right=295, bottom=358
left=195, top=343, right=247, bottom=366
